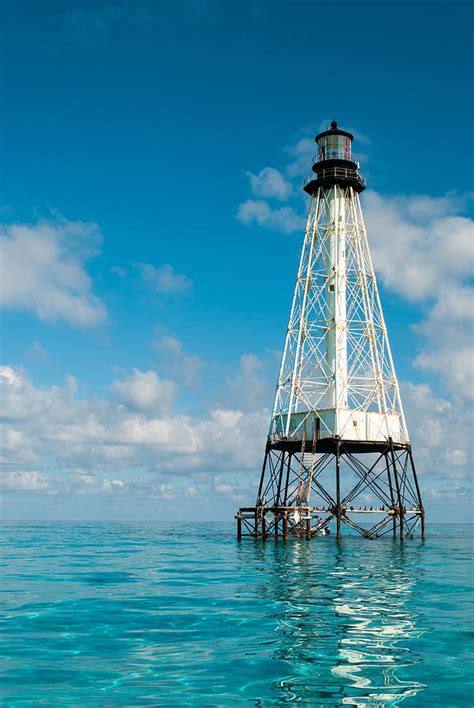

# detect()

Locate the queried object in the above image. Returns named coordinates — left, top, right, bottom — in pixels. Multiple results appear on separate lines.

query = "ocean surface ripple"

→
left=1, top=522, right=472, bottom=706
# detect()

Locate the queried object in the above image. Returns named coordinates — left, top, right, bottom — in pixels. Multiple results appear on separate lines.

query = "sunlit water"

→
left=1, top=523, right=472, bottom=706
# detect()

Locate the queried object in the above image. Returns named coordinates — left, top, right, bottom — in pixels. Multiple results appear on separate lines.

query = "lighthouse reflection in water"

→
left=245, top=539, right=425, bottom=705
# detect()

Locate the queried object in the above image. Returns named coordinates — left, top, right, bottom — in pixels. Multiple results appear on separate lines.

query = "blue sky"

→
left=1, top=0, right=473, bottom=522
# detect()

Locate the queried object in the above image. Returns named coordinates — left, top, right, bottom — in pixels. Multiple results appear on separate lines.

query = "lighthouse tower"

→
left=237, top=121, right=424, bottom=540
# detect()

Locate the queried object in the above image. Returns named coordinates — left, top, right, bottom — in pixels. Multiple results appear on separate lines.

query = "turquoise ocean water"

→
left=1, top=522, right=473, bottom=706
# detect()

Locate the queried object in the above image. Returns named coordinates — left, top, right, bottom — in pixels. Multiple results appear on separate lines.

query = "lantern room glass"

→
left=317, top=134, right=352, bottom=162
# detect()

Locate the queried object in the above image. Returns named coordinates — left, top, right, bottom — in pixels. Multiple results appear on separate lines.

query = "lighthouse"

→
left=237, top=121, right=424, bottom=540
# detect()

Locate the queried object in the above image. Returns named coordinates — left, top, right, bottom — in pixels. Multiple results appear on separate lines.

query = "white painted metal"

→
left=270, top=185, right=409, bottom=445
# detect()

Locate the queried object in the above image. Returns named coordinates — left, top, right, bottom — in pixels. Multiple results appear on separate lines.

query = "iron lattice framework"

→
left=237, top=122, right=424, bottom=540
left=271, top=186, right=407, bottom=442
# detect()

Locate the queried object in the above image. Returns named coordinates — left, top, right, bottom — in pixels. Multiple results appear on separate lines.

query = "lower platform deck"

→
left=236, top=505, right=424, bottom=540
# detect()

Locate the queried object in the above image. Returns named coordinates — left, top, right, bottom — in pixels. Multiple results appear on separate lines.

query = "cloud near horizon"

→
left=1, top=355, right=470, bottom=515
left=0, top=362, right=268, bottom=498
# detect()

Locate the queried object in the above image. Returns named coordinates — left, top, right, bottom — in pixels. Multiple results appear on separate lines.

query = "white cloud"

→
left=213, top=475, right=234, bottom=495
left=402, top=381, right=473, bottom=486
left=135, top=262, right=192, bottom=294
left=414, top=345, right=474, bottom=402
left=363, top=191, right=474, bottom=302
left=0, top=364, right=267, bottom=488
left=236, top=199, right=305, bottom=234
left=226, top=353, right=274, bottom=412
left=4, top=370, right=470, bottom=511
left=245, top=166, right=292, bottom=201
left=112, top=369, right=177, bottom=416
left=414, top=283, right=474, bottom=343
left=60, top=469, right=128, bottom=496
left=0, top=470, right=50, bottom=491
left=154, top=334, right=183, bottom=355
left=153, top=334, right=203, bottom=388
left=284, top=137, right=315, bottom=178
left=157, top=483, right=175, bottom=499
left=362, top=192, right=474, bottom=401
left=237, top=135, right=313, bottom=234
left=0, top=217, right=106, bottom=327
left=412, top=284, right=474, bottom=400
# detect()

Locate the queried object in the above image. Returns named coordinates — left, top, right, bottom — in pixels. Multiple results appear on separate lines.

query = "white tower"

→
left=237, top=122, right=424, bottom=541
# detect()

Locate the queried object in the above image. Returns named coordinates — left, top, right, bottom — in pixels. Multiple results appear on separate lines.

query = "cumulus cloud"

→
left=1, top=470, right=50, bottom=491
left=0, top=217, right=106, bottom=327
left=411, top=283, right=474, bottom=401
left=226, top=353, right=274, bottom=412
left=237, top=199, right=305, bottom=234
left=153, top=335, right=203, bottom=388
left=154, top=334, right=183, bottom=355
left=284, top=137, right=315, bottom=178
left=112, top=369, right=177, bottom=416
left=363, top=191, right=474, bottom=302
left=363, top=192, right=474, bottom=401
left=245, top=166, right=293, bottom=201
left=0, top=364, right=267, bottom=491
left=402, top=381, right=473, bottom=495
left=213, top=475, right=234, bottom=496
left=236, top=133, right=316, bottom=233
left=135, top=263, right=192, bottom=294
left=415, top=345, right=474, bottom=402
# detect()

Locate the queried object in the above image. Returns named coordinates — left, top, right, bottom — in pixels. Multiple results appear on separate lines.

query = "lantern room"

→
left=316, top=121, right=354, bottom=163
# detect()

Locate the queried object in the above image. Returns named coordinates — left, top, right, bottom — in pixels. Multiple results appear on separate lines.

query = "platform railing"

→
left=304, top=167, right=366, bottom=188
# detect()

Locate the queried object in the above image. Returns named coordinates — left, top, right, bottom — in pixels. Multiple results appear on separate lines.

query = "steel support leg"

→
left=282, top=453, right=292, bottom=506
left=389, top=438, right=404, bottom=540
left=384, top=449, right=397, bottom=539
left=336, top=439, right=341, bottom=540
left=256, top=444, right=270, bottom=505
left=407, top=445, right=425, bottom=540
left=276, top=451, right=286, bottom=506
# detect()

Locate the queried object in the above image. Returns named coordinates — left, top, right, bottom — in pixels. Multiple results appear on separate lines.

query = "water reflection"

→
left=240, top=539, right=426, bottom=706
